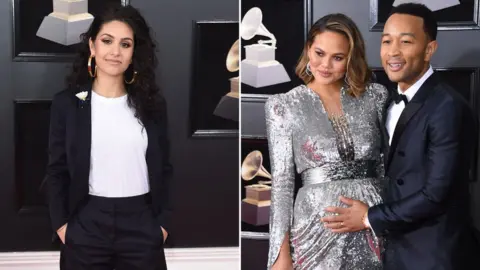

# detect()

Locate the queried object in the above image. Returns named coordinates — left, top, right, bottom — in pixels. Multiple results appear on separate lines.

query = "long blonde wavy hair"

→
left=295, top=13, right=372, bottom=97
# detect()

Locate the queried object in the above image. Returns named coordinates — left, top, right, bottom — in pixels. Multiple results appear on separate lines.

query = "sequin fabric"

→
left=265, top=84, right=388, bottom=270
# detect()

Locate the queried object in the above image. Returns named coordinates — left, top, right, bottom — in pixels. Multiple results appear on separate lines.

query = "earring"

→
left=305, top=62, right=313, bottom=76
left=125, top=71, right=138, bottom=84
left=371, top=71, right=377, bottom=82
left=88, top=55, right=97, bottom=78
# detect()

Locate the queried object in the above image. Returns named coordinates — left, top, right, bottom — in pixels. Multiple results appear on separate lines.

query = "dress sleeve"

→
left=371, top=83, right=389, bottom=179
left=265, top=95, right=296, bottom=269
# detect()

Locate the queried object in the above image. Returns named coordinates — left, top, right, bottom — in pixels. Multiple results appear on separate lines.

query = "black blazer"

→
left=369, top=73, right=478, bottom=269
left=44, top=83, right=173, bottom=242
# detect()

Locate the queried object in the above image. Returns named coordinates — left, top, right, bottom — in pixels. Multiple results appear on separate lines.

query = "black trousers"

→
left=60, top=193, right=167, bottom=270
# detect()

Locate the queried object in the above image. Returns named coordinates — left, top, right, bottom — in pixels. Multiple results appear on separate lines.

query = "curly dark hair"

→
left=67, top=3, right=164, bottom=123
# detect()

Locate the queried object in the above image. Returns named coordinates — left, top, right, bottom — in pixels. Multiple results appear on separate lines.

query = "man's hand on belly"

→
left=321, top=196, right=369, bottom=233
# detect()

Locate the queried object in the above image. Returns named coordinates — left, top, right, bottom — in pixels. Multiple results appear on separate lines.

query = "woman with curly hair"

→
left=45, top=4, right=172, bottom=270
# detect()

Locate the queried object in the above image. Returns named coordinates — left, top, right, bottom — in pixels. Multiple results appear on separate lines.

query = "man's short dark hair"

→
left=390, top=3, right=437, bottom=41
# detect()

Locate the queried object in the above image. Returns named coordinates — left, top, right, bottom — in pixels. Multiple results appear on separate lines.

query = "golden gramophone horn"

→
left=241, top=150, right=272, bottom=181
left=226, top=39, right=239, bottom=72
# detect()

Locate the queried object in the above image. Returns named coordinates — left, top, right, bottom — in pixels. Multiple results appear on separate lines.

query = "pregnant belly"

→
left=290, top=178, right=383, bottom=269
left=292, top=178, right=383, bottom=233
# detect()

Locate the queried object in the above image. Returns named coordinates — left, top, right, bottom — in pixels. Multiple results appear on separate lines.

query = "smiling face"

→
left=380, top=13, right=437, bottom=90
left=307, top=30, right=349, bottom=86
left=89, top=20, right=134, bottom=78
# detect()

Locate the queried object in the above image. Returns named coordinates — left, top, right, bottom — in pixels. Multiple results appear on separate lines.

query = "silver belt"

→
left=301, top=160, right=378, bottom=185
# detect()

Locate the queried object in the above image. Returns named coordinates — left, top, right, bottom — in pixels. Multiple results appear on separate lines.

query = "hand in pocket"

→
left=57, top=223, right=68, bottom=244
left=161, top=227, right=168, bottom=243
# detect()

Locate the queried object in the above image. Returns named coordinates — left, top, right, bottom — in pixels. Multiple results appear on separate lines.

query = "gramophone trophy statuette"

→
left=240, top=7, right=290, bottom=88
left=241, top=150, right=272, bottom=226
left=36, top=0, right=94, bottom=46
left=214, top=39, right=239, bottom=121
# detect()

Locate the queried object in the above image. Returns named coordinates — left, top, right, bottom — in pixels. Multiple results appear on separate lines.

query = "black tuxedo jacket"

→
left=369, top=73, right=478, bottom=269
left=44, top=84, right=173, bottom=242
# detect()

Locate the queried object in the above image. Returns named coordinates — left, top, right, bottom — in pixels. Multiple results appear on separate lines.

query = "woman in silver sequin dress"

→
left=266, top=14, right=388, bottom=270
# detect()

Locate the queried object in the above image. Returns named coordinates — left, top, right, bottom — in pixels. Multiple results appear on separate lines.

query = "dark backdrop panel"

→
left=15, top=0, right=122, bottom=61
left=241, top=238, right=269, bottom=270
left=240, top=0, right=310, bottom=248
left=241, top=139, right=270, bottom=234
left=190, top=21, right=239, bottom=137
left=14, top=100, right=51, bottom=215
left=241, top=0, right=305, bottom=95
left=0, top=0, right=239, bottom=251
left=240, top=139, right=302, bottom=235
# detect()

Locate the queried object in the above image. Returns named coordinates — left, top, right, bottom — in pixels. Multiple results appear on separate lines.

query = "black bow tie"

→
left=392, top=91, right=408, bottom=105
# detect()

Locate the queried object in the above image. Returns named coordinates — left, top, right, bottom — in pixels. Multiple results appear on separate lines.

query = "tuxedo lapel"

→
left=74, top=85, right=92, bottom=185
left=386, top=73, right=440, bottom=170
left=386, top=103, right=422, bottom=168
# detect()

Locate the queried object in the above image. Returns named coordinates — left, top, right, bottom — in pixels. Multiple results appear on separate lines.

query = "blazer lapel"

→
left=144, top=117, right=157, bottom=185
left=74, top=85, right=92, bottom=186
left=386, top=73, right=440, bottom=170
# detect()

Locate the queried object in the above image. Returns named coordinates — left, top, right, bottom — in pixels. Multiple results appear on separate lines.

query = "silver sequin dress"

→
left=265, top=84, right=388, bottom=270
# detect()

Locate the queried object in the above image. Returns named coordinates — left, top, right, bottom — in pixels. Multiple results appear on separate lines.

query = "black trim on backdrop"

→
left=12, top=0, right=131, bottom=62
left=304, top=0, right=313, bottom=41
left=369, top=0, right=480, bottom=31
left=189, top=20, right=239, bottom=138
left=191, top=129, right=238, bottom=138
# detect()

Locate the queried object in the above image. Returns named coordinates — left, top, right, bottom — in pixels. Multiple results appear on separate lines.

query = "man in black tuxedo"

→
left=321, top=3, right=478, bottom=269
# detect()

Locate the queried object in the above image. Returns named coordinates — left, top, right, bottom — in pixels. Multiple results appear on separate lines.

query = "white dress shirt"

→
left=88, top=90, right=150, bottom=197
left=386, top=66, right=434, bottom=144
